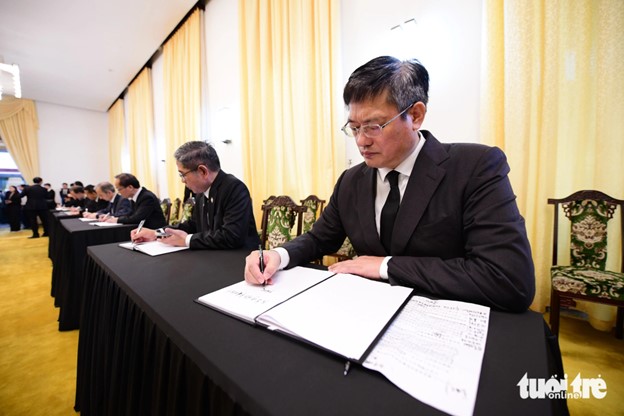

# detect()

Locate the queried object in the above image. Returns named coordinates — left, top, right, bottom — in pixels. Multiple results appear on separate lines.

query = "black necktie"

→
left=380, top=170, right=400, bottom=254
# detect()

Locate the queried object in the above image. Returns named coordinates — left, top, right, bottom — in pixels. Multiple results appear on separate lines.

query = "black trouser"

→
left=28, top=208, right=49, bottom=236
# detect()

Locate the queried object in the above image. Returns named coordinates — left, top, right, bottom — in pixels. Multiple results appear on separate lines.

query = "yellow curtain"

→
left=108, top=99, right=125, bottom=180
left=239, top=0, right=345, bottom=226
left=0, top=97, right=40, bottom=181
left=127, top=68, right=157, bottom=193
left=163, top=8, right=202, bottom=201
left=481, top=0, right=624, bottom=325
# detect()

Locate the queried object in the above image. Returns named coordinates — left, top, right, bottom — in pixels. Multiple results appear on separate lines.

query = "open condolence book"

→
left=119, top=241, right=189, bottom=256
left=196, top=267, right=413, bottom=362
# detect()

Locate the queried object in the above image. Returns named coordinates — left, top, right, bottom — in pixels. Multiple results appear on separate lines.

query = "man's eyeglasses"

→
left=116, top=186, right=126, bottom=192
left=178, top=167, right=198, bottom=180
left=341, top=102, right=415, bottom=138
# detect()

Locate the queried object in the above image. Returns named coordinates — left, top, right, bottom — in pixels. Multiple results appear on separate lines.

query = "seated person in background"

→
left=131, top=141, right=260, bottom=250
left=65, top=185, right=86, bottom=210
left=244, top=56, right=535, bottom=313
left=59, top=183, right=70, bottom=206
left=83, top=181, right=132, bottom=220
left=83, top=184, right=108, bottom=214
left=104, top=173, right=166, bottom=229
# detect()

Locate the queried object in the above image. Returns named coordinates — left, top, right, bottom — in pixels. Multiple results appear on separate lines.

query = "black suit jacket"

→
left=176, top=170, right=260, bottom=250
left=22, top=184, right=48, bottom=210
left=97, top=194, right=132, bottom=217
left=117, top=188, right=166, bottom=229
left=282, top=131, right=535, bottom=312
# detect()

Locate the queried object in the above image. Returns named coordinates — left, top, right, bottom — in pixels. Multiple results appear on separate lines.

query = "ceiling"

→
left=0, top=0, right=199, bottom=112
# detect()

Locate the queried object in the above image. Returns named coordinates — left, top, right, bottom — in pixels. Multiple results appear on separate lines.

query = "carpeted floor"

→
left=0, top=225, right=622, bottom=415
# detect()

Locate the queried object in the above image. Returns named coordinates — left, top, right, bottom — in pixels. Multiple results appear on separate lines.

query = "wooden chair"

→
left=170, top=197, right=181, bottom=224
left=259, top=195, right=307, bottom=250
left=548, top=190, right=624, bottom=339
left=160, top=198, right=172, bottom=224
left=325, top=237, right=357, bottom=264
left=300, top=195, right=326, bottom=234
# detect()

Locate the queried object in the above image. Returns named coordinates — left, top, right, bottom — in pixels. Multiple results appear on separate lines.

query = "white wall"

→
left=37, top=101, right=109, bottom=198
left=32, top=0, right=483, bottom=194
left=340, top=0, right=483, bottom=165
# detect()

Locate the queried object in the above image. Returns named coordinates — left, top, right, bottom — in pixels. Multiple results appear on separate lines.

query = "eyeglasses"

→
left=341, top=102, right=415, bottom=138
left=115, top=186, right=126, bottom=192
left=178, top=167, right=198, bottom=180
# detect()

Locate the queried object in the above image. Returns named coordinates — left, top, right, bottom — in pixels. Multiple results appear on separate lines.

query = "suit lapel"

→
left=392, top=134, right=449, bottom=255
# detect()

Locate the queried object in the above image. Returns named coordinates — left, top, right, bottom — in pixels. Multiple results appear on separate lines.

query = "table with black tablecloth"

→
left=47, top=210, right=81, bottom=259
left=50, top=219, right=134, bottom=331
left=74, top=243, right=560, bottom=416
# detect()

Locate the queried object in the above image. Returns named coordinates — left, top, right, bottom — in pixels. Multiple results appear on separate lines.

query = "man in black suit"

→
left=131, top=141, right=260, bottom=250
left=104, top=173, right=166, bottom=229
left=83, top=181, right=132, bottom=219
left=244, top=56, right=535, bottom=313
left=22, top=177, right=50, bottom=238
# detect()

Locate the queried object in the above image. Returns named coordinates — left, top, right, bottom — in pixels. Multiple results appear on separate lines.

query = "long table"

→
left=74, top=243, right=564, bottom=415
left=50, top=218, right=134, bottom=331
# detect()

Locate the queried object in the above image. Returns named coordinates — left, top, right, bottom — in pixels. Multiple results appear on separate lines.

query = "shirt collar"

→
left=377, top=131, right=426, bottom=181
left=131, top=187, right=143, bottom=202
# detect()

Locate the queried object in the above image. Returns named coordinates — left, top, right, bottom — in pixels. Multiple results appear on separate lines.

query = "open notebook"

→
left=119, top=241, right=189, bottom=256
left=196, top=267, right=413, bottom=362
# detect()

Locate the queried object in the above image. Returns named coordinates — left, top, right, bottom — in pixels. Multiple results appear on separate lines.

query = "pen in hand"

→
left=258, top=244, right=266, bottom=288
left=136, top=219, right=145, bottom=234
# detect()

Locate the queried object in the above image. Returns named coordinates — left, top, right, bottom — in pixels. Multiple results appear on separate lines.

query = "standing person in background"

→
left=104, top=173, right=166, bottom=229
left=4, top=185, right=22, bottom=232
left=18, top=184, right=29, bottom=229
left=22, top=177, right=49, bottom=238
left=59, top=183, right=69, bottom=206
left=44, top=183, right=56, bottom=209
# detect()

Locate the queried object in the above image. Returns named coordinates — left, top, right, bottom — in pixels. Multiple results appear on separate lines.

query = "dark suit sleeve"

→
left=188, top=181, right=256, bottom=249
left=114, top=198, right=132, bottom=217
left=387, top=147, right=535, bottom=312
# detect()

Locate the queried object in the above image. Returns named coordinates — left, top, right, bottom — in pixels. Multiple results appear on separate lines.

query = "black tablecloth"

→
left=47, top=210, right=80, bottom=260
left=75, top=243, right=558, bottom=415
left=50, top=219, right=134, bottom=331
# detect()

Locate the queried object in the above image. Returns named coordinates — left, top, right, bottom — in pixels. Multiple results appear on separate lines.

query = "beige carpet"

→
left=0, top=226, right=622, bottom=415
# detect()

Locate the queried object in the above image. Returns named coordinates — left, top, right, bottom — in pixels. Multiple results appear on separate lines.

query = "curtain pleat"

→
left=481, top=0, right=624, bottom=327
left=163, top=8, right=203, bottom=201
left=127, top=68, right=157, bottom=193
left=239, top=0, right=344, bottom=226
left=108, top=99, right=126, bottom=180
left=0, top=97, right=40, bottom=181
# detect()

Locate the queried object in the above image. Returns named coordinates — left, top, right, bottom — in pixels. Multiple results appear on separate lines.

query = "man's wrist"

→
left=379, top=256, right=392, bottom=280
left=273, top=247, right=290, bottom=270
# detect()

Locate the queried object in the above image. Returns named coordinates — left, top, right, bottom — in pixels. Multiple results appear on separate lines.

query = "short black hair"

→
left=174, top=141, right=221, bottom=172
left=343, top=56, right=429, bottom=114
left=115, top=173, right=141, bottom=188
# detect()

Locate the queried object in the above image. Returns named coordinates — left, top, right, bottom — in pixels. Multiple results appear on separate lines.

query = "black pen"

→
left=258, top=244, right=267, bottom=290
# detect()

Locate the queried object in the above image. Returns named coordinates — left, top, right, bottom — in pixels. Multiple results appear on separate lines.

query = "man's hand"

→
left=131, top=226, right=156, bottom=243
left=157, top=228, right=188, bottom=247
left=328, top=256, right=384, bottom=279
left=244, top=249, right=280, bottom=285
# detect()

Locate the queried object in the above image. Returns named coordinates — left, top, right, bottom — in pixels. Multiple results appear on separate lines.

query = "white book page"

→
left=196, top=267, right=334, bottom=324
left=363, top=296, right=490, bottom=416
left=119, top=241, right=189, bottom=256
left=91, top=222, right=125, bottom=227
left=256, top=274, right=413, bottom=361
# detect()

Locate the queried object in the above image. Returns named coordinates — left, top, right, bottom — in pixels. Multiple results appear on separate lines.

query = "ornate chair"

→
left=300, top=195, right=326, bottom=234
left=171, top=196, right=195, bottom=225
left=260, top=195, right=307, bottom=250
left=325, top=237, right=357, bottom=264
left=548, top=190, right=624, bottom=339
left=160, top=198, right=172, bottom=224
left=170, top=198, right=181, bottom=224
